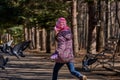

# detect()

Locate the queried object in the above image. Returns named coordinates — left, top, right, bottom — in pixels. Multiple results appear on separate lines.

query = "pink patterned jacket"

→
left=55, top=29, right=74, bottom=63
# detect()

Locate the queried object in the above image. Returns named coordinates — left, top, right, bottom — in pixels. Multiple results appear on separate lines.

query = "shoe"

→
left=79, top=75, right=87, bottom=80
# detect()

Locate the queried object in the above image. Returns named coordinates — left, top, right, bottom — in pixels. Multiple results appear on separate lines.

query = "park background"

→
left=0, top=0, right=119, bottom=55
left=0, top=0, right=120, bottom=80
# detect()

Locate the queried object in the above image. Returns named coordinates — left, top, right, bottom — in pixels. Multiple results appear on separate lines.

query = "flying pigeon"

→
left=8, top=40, right=31, bottom=59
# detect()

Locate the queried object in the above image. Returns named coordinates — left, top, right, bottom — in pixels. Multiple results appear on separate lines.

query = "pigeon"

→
left=8, top=40, right=31, bottom=59
left=0, top=40, right=31, bottom=69
left=83, top=58, right=98, bottom=66
left=0, top=55, right=9, bottom=69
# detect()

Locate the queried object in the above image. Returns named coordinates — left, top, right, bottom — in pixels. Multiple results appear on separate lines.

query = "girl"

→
left=51, top=17, right=87, bottom=80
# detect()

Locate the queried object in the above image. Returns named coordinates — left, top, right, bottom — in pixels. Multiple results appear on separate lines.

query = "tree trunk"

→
left=87, top=1, right=96, bottom=54
left=24, top=26, right=28, bottom=41
left=107, top=1, right=111, bottom=38
left=105, top=0, right=108, bottom=42
left=46, top=29, right=51, bottom=53
left=72, top=0, right=79, bottom=55
left=96, top=0, right=104, bottom=52
left=31, top=27, right=36, bottom=49
left=41, top=28, right=46, bottom=51
left=36, top=26, right=40, bottom=51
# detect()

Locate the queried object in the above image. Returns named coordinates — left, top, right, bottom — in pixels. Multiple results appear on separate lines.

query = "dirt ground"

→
left=0, top=50, right=120, bottom=80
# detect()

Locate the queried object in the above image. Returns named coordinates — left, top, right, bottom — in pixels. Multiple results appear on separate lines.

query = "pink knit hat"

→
left=54, top=17, right=69, bottom=33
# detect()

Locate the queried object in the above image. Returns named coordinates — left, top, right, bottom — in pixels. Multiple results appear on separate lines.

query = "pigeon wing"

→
left=12, top=40, right=31, bottom=58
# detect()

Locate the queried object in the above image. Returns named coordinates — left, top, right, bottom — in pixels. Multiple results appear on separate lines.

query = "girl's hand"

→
left=50, top=52, right=58, bottom=60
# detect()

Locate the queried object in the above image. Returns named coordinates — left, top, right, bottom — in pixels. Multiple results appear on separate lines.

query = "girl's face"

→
left=56, top=20, right=66, bottom=28
left=59, top=21, right=66, bottom=28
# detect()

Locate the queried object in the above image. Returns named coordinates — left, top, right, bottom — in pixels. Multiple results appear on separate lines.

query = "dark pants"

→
left=52, top=62, right=82, bottom=80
